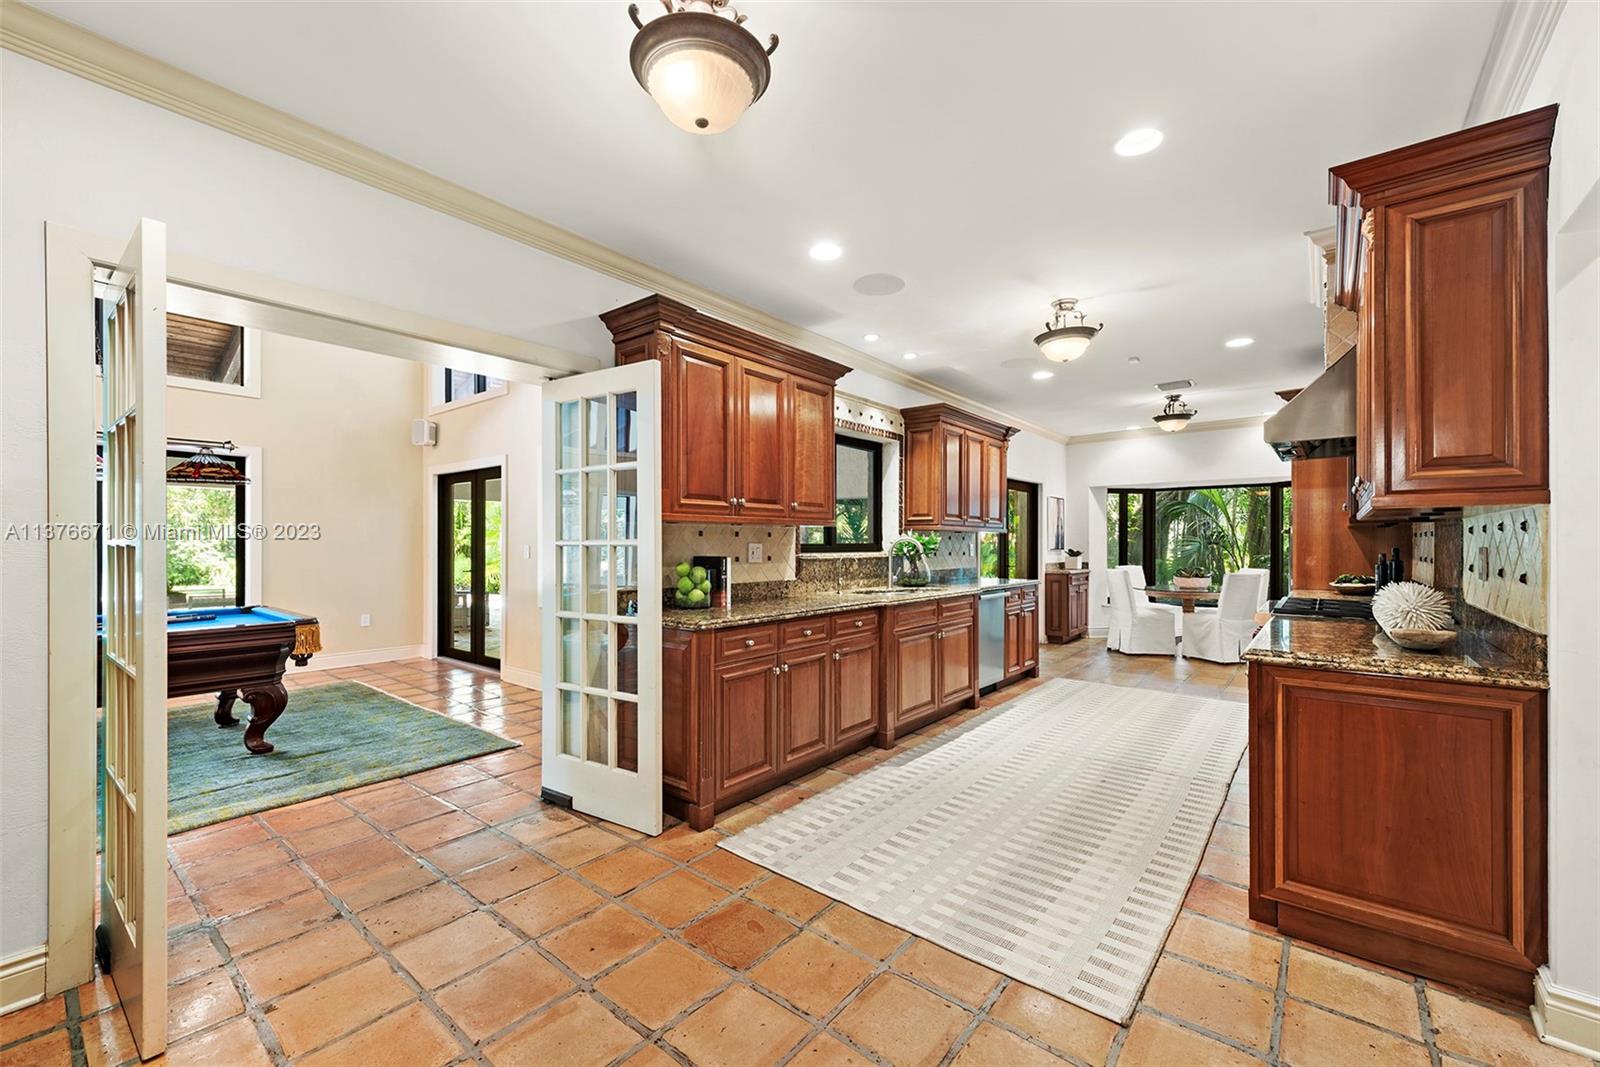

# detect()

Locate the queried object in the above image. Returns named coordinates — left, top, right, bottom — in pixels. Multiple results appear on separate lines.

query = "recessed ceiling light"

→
left=1114, top=127, right=1164, bottom=157
left=1225, top=336, right=1255, bottom=349
left=1127, top=356, right=1142, bottom=365
left=1031, top=370, right=1055, bottom=380
left=808, top=240, right=843, bottom=262
left=902, top=352, right=918, bottom=361
left=862, top=333, right=879, bottom=343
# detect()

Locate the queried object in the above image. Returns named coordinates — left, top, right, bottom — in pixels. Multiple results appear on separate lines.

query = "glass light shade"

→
left=1155, top=416, right=1190, bottom=432
left=1035, top=329, right=1095, bottom=363
left=643, top=44, right=755, bottom=135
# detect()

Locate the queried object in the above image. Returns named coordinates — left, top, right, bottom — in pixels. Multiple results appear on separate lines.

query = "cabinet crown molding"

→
left=600, top=294, right=851, bottom=384
left=901, top=403, right=1019, bottom=441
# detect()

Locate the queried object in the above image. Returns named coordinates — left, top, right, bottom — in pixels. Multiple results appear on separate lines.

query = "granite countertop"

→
left=1243, top=615, right=1548, bottom=690
left=662, top=577, right=1039, bottom=631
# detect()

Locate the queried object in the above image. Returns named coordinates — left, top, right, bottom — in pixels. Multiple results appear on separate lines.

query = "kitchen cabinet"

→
left=602, top=295, right=849, bottom=524
left=1045, top=571, right=1089, bottom=643
left=713, top=653, right=780, bottom=801
left=879, top=596, right=979, bottom=746
left=831, top=637, right=879, bottom=747
left=1249, top=661, right=1546, bottom=1000
left=1330, top=106, right=1555, bottom=518
left=1004, top=586, right=1039, bottom=679
left=1291, top=456, right=1407, bottom=584
left=777, top=645, right=830, bottom=771
left=901, top=404, right=1017, bottom=531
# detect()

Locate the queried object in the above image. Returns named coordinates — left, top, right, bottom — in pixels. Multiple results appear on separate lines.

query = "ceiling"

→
left=36, top=1, right=1503, bottom=437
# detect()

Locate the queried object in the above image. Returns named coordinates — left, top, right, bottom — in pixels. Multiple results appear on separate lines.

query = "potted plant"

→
left=1173, top=567, right=1212, bottom=590
left=1066, top=548, right=1084, bottom=569
left=890, top=533, right=939, bottom=587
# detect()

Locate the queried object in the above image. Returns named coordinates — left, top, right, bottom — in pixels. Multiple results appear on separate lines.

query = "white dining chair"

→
left=1117, top=564, right=1183, bottom=636
left=1106, top=569, right=1182, bottom=656
left=1183, top=570, right=1268, bottom=663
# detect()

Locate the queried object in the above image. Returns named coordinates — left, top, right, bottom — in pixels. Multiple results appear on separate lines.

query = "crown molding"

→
left=1464, top=0, right=1566, bottom=126
left=1065, top=415, right=1269, bottom=446
left=0, top=0, right=1069, bottom=444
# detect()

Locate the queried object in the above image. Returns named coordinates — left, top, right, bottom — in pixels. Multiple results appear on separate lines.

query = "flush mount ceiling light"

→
left=627, top=0, right=778, bottom=135
left=1152, top=393, right=1198, bottom=432
left=1034, top=298, right=1104, bottom=363
left=1114, top=127, right=1164, bottom=157
left=808, top=240, right=842, bottom=261
left=1224, top=336, right=1255, bottom=349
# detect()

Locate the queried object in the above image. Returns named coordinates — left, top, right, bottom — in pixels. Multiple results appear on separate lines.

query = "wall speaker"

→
left=411, top=419, right=438, bottom=447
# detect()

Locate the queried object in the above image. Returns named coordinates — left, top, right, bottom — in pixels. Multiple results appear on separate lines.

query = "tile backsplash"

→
left=1411, top=506, right=1548, bottom=663
left=663, top=523, right=797, bottom=584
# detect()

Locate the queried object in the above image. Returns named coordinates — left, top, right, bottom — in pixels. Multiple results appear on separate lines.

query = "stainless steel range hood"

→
left=1265, top=347, right=1356, bottom=459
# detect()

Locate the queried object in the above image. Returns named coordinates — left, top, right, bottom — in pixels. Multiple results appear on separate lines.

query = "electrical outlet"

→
left=747, top=542, right=764, bottom=564
left=359, top=613, right=371, bottom=627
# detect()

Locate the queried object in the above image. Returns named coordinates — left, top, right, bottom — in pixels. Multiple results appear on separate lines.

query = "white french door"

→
left=541, top=360, right=663, bottom=835
left=99, top=219, right=169, bottom=1058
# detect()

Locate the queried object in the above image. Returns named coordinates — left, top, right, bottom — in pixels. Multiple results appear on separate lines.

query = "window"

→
left=433, top=367, right=507, bottom=412
left=1107, top=483, right=1291, bottom=599
left=95, top=301, right=259, bottom=396
left=980, top=480, right=1039, bottom=579
left=445, top=370, right=490, bottom=403
left=800, top=437, right=883, bottom=552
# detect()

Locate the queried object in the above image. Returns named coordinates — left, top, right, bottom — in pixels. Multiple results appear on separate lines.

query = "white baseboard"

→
left=1534, top=967, right=1600, bottom=1059
left=289, top=644, right=428, bottom=673
left=0, top=945, right=48, bottom=1015
left=1088, top=625, right=1109, bottom=638
left=501, top=666, right=540, bottom=690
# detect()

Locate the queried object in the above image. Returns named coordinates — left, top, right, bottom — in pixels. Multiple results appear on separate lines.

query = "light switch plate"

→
left=359, top=613, right=371, bottom=627
left=747, top=542, right=764, bottom=564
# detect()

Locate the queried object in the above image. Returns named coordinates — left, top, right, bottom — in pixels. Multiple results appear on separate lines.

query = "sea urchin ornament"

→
left=1372, top=581, right=1453, bottom=633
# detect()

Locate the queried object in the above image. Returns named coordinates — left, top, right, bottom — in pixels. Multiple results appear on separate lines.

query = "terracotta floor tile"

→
left=791, top=1033, right=875, bottom=1067
left=749, top=931, right=876, bottom=1018
left=1279, top=1000, right=1430, bottom=1067
left=408, top=762, right=491, bottom=793
left=1141, top=955, right=1275, bottom=1052
left=0, top=1028, right=72, bottom=1067
left=458, top=850, right=557, bottom=903
left=180, top=839, right=292, bottom=891
left=435, top=777, right=516, bottom=810
left=166, top=967, right=243, bottom=1041
left=951, top=1022, right=1065, bottom=1067
left=987, top=983, right=1120, bottom=1065
left=0, top=996, right=65, bottom=1042
left=486, top=993, right=642, bottom=1067
left=578, top=847, right=674, bottom=896
left=690, top=849, right=764, bottom=890
left=501, top=805, right=585, bottom=846
left=74, top=976, right=118, bottom=1017
left=323, top=859, right=437, bottom=911
left=236, top=922, right=373, bottom=1001
left=217, top=889, right=337, bottom=956
left=667, top=985, right=812, bottom=1067
left=338, top=780, right=423, bottom=812
left=1181, top=877, right=1276, bottom=934
left=643, top=824, right=724, bottom=863
left=80, top=1005, right=137, bottom=1067
left=297, top=1001, right=460, bottom=1067
left=167, top=894, right=202, bottom=930
left=357, top=881, right=475, bottom=946
left=621, top=1044, right=683, bottom=1067
left=260, top=797, right=347, bottom=834
left=196, top=863, right=316, bottom=919
left=159, top=1016, right=272, bottom=1067
left=467, top=790, right=543, bottom=826
left=392, top=811, right=486, bottom=852
left=168, top=819, right=268, bottom=864
left=1116, top=1012, right=1260, bottom=1066
left=683, top=899, right=797, bottom=970
left=595, top=940, right=728, bottom=1029
left=422, top=827, right=517, bottom=875
left=625, top=869, right=729, bottom=929
left=391, top=910, right=521, bottom=989
left=434, top=945, right=575, bottom=1043
left=281, top=816, right=375, bottom=858
left=496, top=875, right=605, bottom=938
left=893, top=939, right=1002, bottom=1007
left=1198, top=845, right=1250, bottom=886
left=362, top=794, right=453, bottom=831
left=832, top=973, right=972, bottom=1067
left=168, top=928, right=225, bottom=983
left=470, top=747, right=539, bottom=776
left=300, top=835, right=409, bottom=882
left=812, top=905, right=909, bottom=961
left=746, top=876, right=831, bottom=924
left=265, top=956, right=413, bottom=1057
left=540, top=905, right=660, bottom=978
left=1426, top=987, right=1590, bottom=1067
left=535, top=825, right=629, bottom=868
left=1163, top=912, right=1282, bottom=987
left=496, top=766, right=545, bottom=794
left=1287, top=946, right=1422, bottom=1039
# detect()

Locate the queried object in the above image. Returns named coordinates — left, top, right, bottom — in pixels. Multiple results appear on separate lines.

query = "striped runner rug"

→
left=719, top=678, right=1247, bottom=1024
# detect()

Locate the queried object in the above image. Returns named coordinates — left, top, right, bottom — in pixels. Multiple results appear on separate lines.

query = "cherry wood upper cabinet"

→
left=601, top=296, right=850, bottom=524
left=1330, top=106, right=1555, bottom=516
left=902, top=404, right=1017, bottom=531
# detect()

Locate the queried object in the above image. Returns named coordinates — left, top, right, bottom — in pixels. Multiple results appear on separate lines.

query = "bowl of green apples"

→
left=672, top=561, right=713, bottom=609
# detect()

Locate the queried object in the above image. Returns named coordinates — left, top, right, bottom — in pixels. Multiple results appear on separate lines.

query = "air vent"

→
left=1155, top=378, right=1194, bottom=392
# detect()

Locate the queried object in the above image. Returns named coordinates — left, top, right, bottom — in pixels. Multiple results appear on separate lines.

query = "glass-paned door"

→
left=437, top=466, right=502, bottom=668
left=542, top=362, right=662, bottom=834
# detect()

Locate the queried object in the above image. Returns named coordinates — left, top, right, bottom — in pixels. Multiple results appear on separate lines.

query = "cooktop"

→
left=1271, top=596, right=1375, bottom=621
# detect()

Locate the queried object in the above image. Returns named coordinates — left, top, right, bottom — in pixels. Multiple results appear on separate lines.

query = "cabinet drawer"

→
left=831, top=610, right=879, bottom=638
left=716, top=625, right=778, bottom=662
left=779, top=618, right=829, bottom=649
left=938, top=596, right=975, bottom=624
left=891, top=602, right=940, bottom=633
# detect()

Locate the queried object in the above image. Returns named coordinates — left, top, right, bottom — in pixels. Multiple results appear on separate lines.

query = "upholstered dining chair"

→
left=1116, top=563, right=1183, bottom=635
left=1105, top=569, right=1182, bottom=656
left=1182, top=570, right=1268, bottom=663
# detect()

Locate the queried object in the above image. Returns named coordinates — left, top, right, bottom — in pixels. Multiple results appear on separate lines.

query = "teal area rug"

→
left=102, top=681, right=518, bottom=835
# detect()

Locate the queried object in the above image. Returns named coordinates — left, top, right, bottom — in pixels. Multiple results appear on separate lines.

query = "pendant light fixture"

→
left=1033, top=298, right=1103, bottom=363
left=627, top=0, right=778, bottom=135
left=1152, top=393, right=1198, bottom=432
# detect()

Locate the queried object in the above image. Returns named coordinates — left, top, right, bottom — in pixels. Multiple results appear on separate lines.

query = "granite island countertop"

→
left=1243, top=615, right=1548, bottom=690
left=662, top=577, right=1039, bottom=631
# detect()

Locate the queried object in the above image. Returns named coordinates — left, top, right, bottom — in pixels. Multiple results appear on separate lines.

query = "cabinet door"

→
left=1004, top=609, right=1023, bottom=677
left=1044, top=575, right=1065, bottom=640
left=982, top=437, right=1006, bottom=528
left=893, top=629, right=940, bottom=725
left=713, top=655, right=778, bottom=800
left=831, top=640, right=878, bottom=747
left=735, top=360, right=790, bottom=519
left=902, top=426, right=940, bottom=528
left=937, top=622, right=974, bottom=707
left=940, top=426, right=967, bottom=527
left=669, top=340, right=738, bottom=519
left=963, top=432, right=985, bottom=525
left=1019, top=606, right=1038, bottom=670
left=788, top=378, right=835, bottom=522
left=1068, top=576, right=1089, bottom=639
left=778, top=647, right=830, bottom=771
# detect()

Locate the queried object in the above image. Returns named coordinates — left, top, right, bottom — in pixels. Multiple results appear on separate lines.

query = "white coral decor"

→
left=1372, top=581, right=1452, bottom=632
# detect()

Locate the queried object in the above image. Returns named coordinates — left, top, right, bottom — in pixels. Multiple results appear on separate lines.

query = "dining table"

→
left=1146, top=586, right=1219, bottom=613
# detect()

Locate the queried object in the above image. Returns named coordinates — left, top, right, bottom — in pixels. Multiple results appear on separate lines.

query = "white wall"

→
left=1062, top=421, right=1289, bottom=629
left=1523, top=0, right=1600, bottom=1022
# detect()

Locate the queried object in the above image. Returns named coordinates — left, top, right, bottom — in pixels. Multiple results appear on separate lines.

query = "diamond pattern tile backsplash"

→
left=663, top=524, right=797, bottom=584
left=1461, top=505, right=1548, bottom=634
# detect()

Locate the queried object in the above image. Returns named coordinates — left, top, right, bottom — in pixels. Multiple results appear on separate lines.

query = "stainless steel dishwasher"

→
left=978, top=590, right=1007, bottom=690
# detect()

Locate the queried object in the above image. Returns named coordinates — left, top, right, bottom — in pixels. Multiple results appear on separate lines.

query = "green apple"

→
left=687, top=588, right=706, bottom=605
left=690, top=565, right=708, bottom=584
left=699, top=579, right=712, bottom=595
left=677, top=576, right=694, bottom=594
left=675, top=561, right=691, bottom=578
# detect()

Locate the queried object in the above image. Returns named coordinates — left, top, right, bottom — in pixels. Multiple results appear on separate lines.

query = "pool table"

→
left=101, top=606, right=321, bottom=754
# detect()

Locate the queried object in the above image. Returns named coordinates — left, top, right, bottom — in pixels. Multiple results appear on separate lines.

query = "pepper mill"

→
left=1390, top=546, right=1405, bottom=584
left=1376, top=552, right=1390, bottom=589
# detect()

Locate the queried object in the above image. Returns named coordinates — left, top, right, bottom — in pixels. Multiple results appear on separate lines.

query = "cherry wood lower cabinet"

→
left=1248, top=662, right=1546, bottom=1000
left=1004, top=586, right=1039, bottom=679
left=1044, top=571, right=1089, bottom=643
left=879, top=597, right=981, bottom=748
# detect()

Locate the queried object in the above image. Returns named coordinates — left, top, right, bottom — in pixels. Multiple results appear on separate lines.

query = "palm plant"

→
left=1154, top=487, right=1271, bottom=584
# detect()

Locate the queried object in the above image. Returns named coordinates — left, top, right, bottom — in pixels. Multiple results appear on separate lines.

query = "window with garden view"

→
left=800, top=437, right=882, bottom=551
left=980, top=480, right=1038, bottom=579
left=1106, top=483, right=1291, bottom=599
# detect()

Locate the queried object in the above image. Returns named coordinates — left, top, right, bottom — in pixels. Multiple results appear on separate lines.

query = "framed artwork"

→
left=1049, top=496, right=1066, bottom=551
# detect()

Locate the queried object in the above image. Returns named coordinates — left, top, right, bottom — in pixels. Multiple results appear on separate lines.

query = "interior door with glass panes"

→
left=541, top=360, right=662, bottom=834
